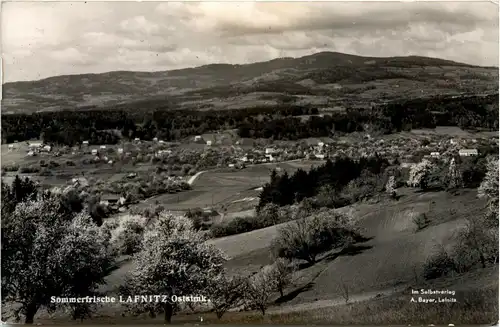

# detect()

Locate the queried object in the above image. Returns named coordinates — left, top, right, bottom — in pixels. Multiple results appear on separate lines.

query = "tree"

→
left=447, top=158, right=463, bottom=189
left=244, top=267, right=275, bottom=315
left=271, top=212, right=354, bottom=264
left=1, top=194, right=114, bottom=324
left=407, top=159, right=435, bottom=190
left=268, top=258, right=295, bottom=298
left=206, top=274, right=246, bottom=319
left=120, top=212, right=226, bottom=324
left=385, top=175, right=396, bottom=198
left=478, top=156, right=499, bottom=201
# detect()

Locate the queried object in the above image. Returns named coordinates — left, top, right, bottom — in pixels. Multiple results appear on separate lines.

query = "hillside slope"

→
left=3, top=52, right=498, bottom=113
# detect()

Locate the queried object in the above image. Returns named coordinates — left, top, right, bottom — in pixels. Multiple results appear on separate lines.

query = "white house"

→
left=117, top=148, right=124, bottom=154
left=265, top=154, right=275, bottom=162
left=82, top=141, right=89, bottom=146
left=91, top=149, right=98, bottom=155
left=28, top=142, right=42, bottom=148
left=206, top=140, right=212, bottom=146
left=8, top=144, right=14, bottom=151
left=159, top=140, right=165, bottom=144
left=459, top=149, right=478, bottom=157
left=265, top=148, right=276, bottom=154
left=153, top=137, right=158, bottom=142
left=450, top=139, right=457, bottom=145
left=228, top=163, right=235, bottom=168
left=100, top=145, right=106, bottom=150
left=315, top=154, right=326, bottom=159
left=26, top=151, right=35, bottom=157
left=318, top=142, right=325, bottom=147
left=430, top=152, right=440, bottom=157
left=134, top=138, right=140, bottom=142
left=240, top=156, right=248, bottom=162
left=108, top=160, right=113, bottom=165
left=194, top=135, right=202, bottom=142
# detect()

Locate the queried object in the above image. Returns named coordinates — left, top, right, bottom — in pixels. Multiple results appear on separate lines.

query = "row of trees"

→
left=1, top=105, right=318, bottom=145
left=3, top=93, right=497, bottom=145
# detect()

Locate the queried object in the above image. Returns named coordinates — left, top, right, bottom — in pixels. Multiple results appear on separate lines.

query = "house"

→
left=459, top=149, right=478, bottom=157
left=100, top=145, right=106, bottom=150
left=315, top=154, right=326, bottom=159
left=100, top=194, right=120, bottom=206
left=430, top=152, right=440, bottom=157
left=450, top=139, right=457, bottom=145
left=265, top=154, right=275, bottom=162
left=240, top=156, right=248, bottom=162
left=153, top=137, right=158, bottom=142
left=228, top=163, right=235, bottom=168
left=265, top=148, right=276, bottom=154
left=117, top=148, right=124, bottom=154
left=159, top=140, right=165, bottom=144
left=134, top=138, right=140, bottom=142
left=28, top=142, right=42, bottom=148
left=26, top=151, right=35, bottom=157
left=42, top=145, right=52, bottom=152
left=206, top=140, right=212, bottom=146
left=194, top=135, right=202, bottom=142
left=82, top=141, right=89, bottom=146
left=91, top=149, right=98, bottom=155
left=318, top=142, right=325, bottom=147
left=8, top=144, right=14, bottom=151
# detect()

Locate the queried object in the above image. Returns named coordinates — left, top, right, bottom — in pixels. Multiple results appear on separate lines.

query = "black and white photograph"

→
left=1, top=1, right=499, bottom=325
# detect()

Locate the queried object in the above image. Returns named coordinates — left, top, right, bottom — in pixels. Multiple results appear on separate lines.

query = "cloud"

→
left=2, top=1, right=498, bottom=83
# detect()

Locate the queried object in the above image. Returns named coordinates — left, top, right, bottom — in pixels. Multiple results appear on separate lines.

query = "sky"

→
left=2, top=1, right=499, bottom=83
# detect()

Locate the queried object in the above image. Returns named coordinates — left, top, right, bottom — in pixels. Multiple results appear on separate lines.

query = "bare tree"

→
left=339, top=278, right=350, bottom=303
left=268, top=258, right=295, bottom=298
left=244, top=266, right=276, bottom=315
left=207, top=274, right=246, bottom=319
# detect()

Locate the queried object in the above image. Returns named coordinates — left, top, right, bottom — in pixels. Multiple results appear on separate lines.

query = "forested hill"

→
left=2, top=51, right=498, bottom=114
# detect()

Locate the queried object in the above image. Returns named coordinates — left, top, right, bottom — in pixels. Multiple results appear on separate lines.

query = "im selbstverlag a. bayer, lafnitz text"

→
left=50, top=295, right=210, bottom=304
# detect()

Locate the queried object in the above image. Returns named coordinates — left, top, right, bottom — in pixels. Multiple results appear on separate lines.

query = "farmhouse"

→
left=265, top=148, right=276, bottom=154
left=228, top=163, right=235, bottom=168
left=41, top=145, right=52, bottom=152
left=430, top=152, right=440, bottom=157
left=82, top=140, right=89, bottom=146
left=8, top=144, right=14, bottom=150
left=153, top=137, right=158, bottom=142
left=117, top=148, right=124, bottom=154
left=206, top=140, right=212, bottom=146
left=459, top=149, right=478, bottom=157
left=194, top=135, right=203, bottom=142
left=134, top=138, right=140, bottom=142
left=100, top=145, right=107, bottom=150
left=91, top=149, right=98, bottom=155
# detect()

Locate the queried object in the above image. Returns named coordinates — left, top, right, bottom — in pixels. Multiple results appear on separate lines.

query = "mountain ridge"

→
left=2, top=51, right=498, bottom=114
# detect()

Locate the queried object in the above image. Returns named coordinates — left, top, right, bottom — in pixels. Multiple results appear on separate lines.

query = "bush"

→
left=4, top=164, right=19, bottom=172
left=423, top=247, right=456, bottom=280
left=210, top=204, right=297, bottom=238
left=109, top=215, right=147, bottom=256
left=19, top=165, right=40, bottom=174
left=271, top=212, right=355, bottom=264
left=413, top=213, right=431, bottom=231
